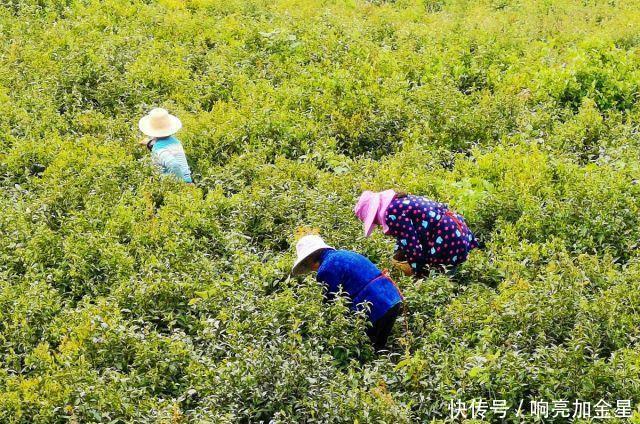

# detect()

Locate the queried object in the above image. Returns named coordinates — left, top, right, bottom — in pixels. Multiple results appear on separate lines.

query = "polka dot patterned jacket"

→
left=384, top=194, right=478, bottom=274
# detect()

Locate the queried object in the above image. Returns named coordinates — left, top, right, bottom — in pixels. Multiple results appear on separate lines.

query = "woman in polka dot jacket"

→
left=354, top=189, right=478, bottom=276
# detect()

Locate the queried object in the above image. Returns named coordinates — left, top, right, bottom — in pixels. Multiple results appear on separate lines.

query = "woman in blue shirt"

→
left=292, top=235, right=403, bottom=351
left=138, top=108, right=193, bottom=183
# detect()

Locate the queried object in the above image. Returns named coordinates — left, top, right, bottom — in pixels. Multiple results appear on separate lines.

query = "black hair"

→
left=146, top=138, right=157, bottom=151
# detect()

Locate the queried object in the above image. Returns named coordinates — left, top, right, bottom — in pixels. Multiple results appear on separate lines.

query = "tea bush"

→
left=0, top=0, right=639, bottom=422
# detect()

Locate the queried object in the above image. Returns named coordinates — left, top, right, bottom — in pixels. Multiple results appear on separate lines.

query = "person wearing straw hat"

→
left=354, top=190, right=479, bottom=277
left=138, top=108, right=193, bottom=183
left=292, top=234, right=403, bottom=351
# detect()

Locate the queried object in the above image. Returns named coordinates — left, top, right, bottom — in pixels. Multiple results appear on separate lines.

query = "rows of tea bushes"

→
left=1, top=0, right=639, bottom=422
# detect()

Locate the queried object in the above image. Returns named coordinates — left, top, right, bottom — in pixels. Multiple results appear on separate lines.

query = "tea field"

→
left=1, top=0, right=640, bottom=422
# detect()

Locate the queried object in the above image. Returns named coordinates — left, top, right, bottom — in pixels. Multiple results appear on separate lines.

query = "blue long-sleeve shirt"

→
left=151, top=136, right=193, bottom=183
left=316, top=250, right=402, bottom=323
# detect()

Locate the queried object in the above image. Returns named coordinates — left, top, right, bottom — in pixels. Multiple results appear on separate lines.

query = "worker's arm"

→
left=316, top=260, right=343, bottom=301
left=391, top=211, right=426, bottom=275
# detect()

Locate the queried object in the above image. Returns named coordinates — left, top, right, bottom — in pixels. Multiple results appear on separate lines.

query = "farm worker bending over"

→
left=354, top=190, right=478, bottom=276
left=138, top=108, right=193, bottom=183
left=292, top=234, right=403, bottom=351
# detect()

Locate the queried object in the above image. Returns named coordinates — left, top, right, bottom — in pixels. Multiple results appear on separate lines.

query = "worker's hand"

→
left=392, top=259, right=413, bottom=276
left=393, top=250, right=406, bottom=261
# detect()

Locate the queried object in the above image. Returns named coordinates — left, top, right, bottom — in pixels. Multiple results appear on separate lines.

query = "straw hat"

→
left=291, top=235, right=334, bottom=276
left=138, top=108, right=182, bottom=138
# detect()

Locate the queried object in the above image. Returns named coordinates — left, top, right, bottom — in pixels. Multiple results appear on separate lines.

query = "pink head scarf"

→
left=353, top=189, right=397, bottom=237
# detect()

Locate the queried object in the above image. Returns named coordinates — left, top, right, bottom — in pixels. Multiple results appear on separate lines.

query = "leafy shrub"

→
left=0, top=0, right=639, bottom=422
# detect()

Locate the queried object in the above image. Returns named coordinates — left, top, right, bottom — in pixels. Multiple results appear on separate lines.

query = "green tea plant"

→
left=0, top=0, right=639, bottom=422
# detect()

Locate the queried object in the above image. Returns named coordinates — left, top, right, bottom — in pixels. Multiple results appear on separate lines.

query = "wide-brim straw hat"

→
left=291, top=235, right=334, bottom=276
left=138, top=108, right=182, bottom=138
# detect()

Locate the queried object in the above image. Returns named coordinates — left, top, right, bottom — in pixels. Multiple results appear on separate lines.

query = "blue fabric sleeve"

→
left=316, top=259, right=342, bottom=296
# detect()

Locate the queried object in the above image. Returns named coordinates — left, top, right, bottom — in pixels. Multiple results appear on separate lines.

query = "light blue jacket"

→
left=151, top=136, right=193, bottom=183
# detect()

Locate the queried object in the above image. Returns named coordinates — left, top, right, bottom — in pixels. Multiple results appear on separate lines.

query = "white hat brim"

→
left=291, top=246, right=333, bottom=276
left=138, top=114, right=182, bottom=138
